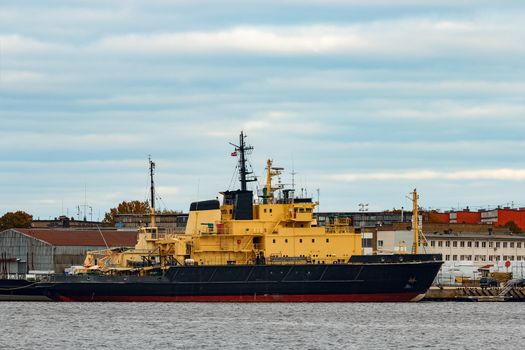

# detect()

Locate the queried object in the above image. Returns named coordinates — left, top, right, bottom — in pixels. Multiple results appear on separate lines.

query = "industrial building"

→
left=316, top=211, right=412, bottom=229
left=0, top=228, right=137, bottom=275
left=114, top=213, right=188, bottom=232
left=375, top=223, right=525, bottom=262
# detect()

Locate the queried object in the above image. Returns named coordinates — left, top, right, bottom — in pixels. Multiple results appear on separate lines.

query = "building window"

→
left=299, top=239, right=303, bottom=243
left=430, top=241, right=435, bottom=247
left=489, top=242, right=493, bottom=248
left=453, top=241, right=458, bottom=248
left=510, top=242, right=514, bottom=248
left=378, top=240, right=383, bottom=247
left=467, top=241, right=472, bottom=248
left=312, top=239, right=315, bottom=243
left=438, top=241, right=443, bottom=247
left=446, top=241, right=450, bottom=247
left=362, top=238, right=372, bottom=248
left=475, top=241, right=479, bottom=248
left=272, top=239, right=276, bottom=243
left=489, top=255, right=493, bottom=261
left=445, top=255, right=450, bottom=260
left=503, top=242, right=507, bottom=248
left=285, top=239, right=288, bottom=243
left=518, top=242, right=522, bottom=248
left=326, top=238, right=329, bottom=243
left=460, top=241, right=465, bottom=248
left=453, top=255, right=457, bottom=261
left=496, top=242, right=500, bottom=248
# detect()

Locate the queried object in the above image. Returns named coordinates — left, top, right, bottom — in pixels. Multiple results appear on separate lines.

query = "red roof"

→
left=14, top=228, right=138, bottom=247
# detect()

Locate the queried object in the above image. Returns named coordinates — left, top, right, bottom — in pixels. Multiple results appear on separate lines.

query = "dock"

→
left=424, top=286, right=525, bottom=302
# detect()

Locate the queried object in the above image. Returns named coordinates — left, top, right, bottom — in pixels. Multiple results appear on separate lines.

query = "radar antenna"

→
left=229, top=131, right=257, bottom=191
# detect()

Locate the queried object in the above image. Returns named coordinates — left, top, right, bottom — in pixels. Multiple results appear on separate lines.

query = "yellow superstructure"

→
left=186, top=171, right=362, bottom=265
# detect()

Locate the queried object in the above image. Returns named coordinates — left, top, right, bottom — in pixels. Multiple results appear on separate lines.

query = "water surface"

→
left=1, top=302, right=523, bottom=349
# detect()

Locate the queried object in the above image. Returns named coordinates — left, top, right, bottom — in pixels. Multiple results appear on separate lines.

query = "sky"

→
left=1, top=0, right=525, bottom=220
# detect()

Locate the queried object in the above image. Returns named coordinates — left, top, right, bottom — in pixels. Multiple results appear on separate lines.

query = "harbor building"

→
left=376, top=223, right=525, bottom=262
left=114, top=213, right=188, bottom=232
left=32, top=216, right=111, bottom=229
left=0, top=228, right=137, bottom=275
left=480, top=208, right=525, bottom=231
left=316, top=211, right=412, bottom=229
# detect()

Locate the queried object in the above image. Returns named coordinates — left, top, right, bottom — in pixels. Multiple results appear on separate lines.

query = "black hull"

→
left=0, top=279, right=51, bottom=301
left=41, top=255, right=443, bottom=302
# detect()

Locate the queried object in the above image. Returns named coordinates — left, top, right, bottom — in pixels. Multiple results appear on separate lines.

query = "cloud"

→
left=0, top=35, right=55, bottom=53
left=87, top=15, right=525, bottom=57
left=0, top=70, right=45, bottom=84
left=0, top=133, right=147, bottom=151
left=331, top=169, right=525, bottom=182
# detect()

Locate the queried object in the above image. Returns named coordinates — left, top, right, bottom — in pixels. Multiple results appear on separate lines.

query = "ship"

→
left=39, top=132, right=443, bottom=302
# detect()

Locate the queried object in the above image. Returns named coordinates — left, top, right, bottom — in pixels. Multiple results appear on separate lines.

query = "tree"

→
left=159, top=209, right=183, bottom=215
left=503, top=220, right=523, bottom=234
left=103, top=200, right=150, bottom=225
left=0, top=211, right=33, bottom=231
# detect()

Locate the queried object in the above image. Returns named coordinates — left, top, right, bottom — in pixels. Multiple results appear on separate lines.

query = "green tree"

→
left=103, top=200, right=150, bottom=225
left=503, top=220, right=523, bottom=234
left=0, top=211, right=33, bottom=231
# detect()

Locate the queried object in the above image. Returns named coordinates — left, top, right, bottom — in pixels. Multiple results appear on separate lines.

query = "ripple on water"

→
left=0, top=302, right=524, bottom=350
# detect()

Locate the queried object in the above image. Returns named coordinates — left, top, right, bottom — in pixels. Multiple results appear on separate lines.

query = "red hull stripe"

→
left=54, top=293, right=421, bottom=302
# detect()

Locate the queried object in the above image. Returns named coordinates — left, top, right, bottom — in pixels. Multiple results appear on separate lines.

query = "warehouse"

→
left=0, top=228, right=137, bottom=275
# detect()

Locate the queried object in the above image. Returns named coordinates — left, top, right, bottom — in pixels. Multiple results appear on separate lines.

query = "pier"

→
left=425, top=286, right=525, bottom=302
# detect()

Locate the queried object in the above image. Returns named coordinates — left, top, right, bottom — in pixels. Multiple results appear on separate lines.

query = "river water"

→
left=0, top=302, right=523, bottom=349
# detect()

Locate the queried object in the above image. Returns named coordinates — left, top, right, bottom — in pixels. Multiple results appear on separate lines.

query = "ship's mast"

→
left=265, top=159, right=273, bottom=203
left=230, top=131, right=256, bottom=191
left=412, top=189, right=419, bottom=254
left=264, top=159, right=283, bottom=204
left=149, top=156, right=156, bottom=228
